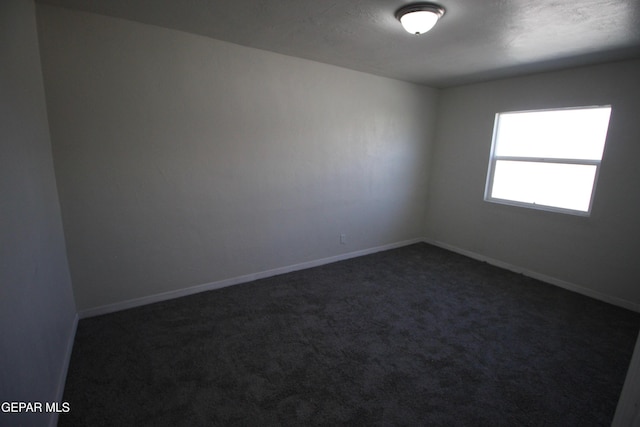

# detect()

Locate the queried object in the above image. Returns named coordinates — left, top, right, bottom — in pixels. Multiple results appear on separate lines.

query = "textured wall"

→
left=36, top=5, right=438, bottom=311
left=0, top=1, right=77, bottom=426
left=425, top=59, right=640, bottom=308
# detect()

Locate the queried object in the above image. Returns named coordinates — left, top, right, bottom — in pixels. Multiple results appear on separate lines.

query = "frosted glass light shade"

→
left=400, top=11, right=439, bottom=34
left=396, top=3, right=445, bottom=35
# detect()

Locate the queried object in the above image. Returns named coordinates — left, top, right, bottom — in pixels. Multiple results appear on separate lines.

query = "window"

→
left=484, top=106, right=612, bottom=216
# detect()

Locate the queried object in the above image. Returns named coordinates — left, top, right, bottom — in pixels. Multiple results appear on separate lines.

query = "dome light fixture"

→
left=396, top=3, right=446, bottom=35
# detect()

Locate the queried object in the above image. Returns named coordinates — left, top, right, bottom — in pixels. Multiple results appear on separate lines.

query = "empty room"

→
left=3, top=0, right=640, bottom=425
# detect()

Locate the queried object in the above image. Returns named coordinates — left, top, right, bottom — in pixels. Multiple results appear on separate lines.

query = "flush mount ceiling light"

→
left=396, top=3, right=446, bottom=35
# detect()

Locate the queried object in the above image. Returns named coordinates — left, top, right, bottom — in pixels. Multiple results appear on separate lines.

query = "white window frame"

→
left=484, top=106, right=611, bottom=217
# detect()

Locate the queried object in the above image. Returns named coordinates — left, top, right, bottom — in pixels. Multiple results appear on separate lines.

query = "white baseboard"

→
left=78, top=236, right=639, bottom=318
left=423, top=238, right=640, bottom=313
left=49, top=312, right=78, bottom=427
left=79, top=238, right=424, bottom=319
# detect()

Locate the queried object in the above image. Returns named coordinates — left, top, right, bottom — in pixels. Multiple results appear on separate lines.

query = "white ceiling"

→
left=36, top=0, right=640, bottom=87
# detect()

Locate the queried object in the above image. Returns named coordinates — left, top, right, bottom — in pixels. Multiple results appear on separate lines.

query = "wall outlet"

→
left=340, top=233, right=347, bottom=245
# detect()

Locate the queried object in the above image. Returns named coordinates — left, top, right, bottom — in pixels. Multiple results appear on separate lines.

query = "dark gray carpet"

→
left=60, top=243, right=639, bottom=426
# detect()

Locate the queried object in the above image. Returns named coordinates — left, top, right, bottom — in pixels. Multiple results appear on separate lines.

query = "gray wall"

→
left=425, top=59, right=640, bottom=308
left=0, top=1, right=77, bottom=426
left=36, top=5, right=438, bottom=312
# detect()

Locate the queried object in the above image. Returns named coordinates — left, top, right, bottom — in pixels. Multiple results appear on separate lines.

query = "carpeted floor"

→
left=59, top=243, right=640, bottom=426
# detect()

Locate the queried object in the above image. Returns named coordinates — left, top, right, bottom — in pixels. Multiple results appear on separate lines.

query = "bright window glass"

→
left=485, top=106, right=612, bottom=215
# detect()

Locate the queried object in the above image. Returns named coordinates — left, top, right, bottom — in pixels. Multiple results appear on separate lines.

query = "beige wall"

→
left=0, top=1, right=77, bottom=426
left=426, top=59, right=640, bottom=308
left=37, top=5, right=438, bottom=311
